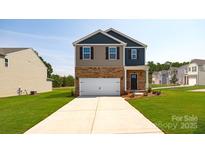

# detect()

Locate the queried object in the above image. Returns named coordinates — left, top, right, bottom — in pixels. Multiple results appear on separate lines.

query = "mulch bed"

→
left=122, top=92, right=161, bottom=101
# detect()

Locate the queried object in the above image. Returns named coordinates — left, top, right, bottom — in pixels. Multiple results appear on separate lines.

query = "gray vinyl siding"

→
left=125, top=48, right=145, bottom=66
left=79, top=33, right=120, bottom=44
left=107, top=30, right=143, bottom=47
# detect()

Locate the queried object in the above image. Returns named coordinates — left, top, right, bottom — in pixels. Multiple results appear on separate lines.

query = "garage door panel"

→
left=79, top=78, right=120, bottom=96
left=189, top=77, right=196, bottom=85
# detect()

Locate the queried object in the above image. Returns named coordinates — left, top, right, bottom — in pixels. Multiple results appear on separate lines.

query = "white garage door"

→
left=79, top=78, right=120, bottom=96
left=189, top=77, right=197, bottom=85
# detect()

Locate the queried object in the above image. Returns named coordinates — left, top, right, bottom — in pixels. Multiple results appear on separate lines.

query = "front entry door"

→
left=131, top=74, right=137, bottom=90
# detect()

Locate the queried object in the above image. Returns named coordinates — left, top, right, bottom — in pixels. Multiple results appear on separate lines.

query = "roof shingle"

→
left=0, top=48, right=29, bottom=56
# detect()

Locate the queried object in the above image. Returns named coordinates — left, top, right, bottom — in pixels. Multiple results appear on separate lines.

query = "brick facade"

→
left=126, top=70, right=146, bottom=91
left=75, top=66, right=124, bottom=96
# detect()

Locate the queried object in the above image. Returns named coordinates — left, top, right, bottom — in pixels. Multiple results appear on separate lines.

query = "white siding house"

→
left=187, top=59, right=205, bottom=85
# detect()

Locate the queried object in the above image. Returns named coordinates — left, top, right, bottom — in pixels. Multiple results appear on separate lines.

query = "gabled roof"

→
left=191, top=59, right=205, bottom=65
left=0, top=48, right=29, bottom=56
left=73, top=29, right=126, bottom=46
left=105, top=28, right=147, bottom=47
left=0, top=48, right=49, bottom=69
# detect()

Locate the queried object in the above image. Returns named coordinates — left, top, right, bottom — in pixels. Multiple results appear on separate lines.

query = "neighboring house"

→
left=187, top=59, right=205, bottom=85
left=177, top=64, right=188, bottom=85
left=152, top=59, right=205, bottom=86
left=73, top=28, right=149, bottom=96
left=152, top=67, right=178, bottom=85
left=167, top=67, right=178, bottom=84
left=0, top=48, right=52, bottom=97
left=152, top=72, right=161, bottom=84
left=152, top=71, right=168, bottom=84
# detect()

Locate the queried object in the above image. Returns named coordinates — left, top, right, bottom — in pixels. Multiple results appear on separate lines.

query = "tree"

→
left=147, top=61, right=189, bottom=84
left=66, top=75, right=74, bottom=86
left=39, top=56, right=53, bottom=78
left=62, top=75, right=74, bottom=87
left=147, top=61, right=189, bottom=73
left=170, top=74, right=178, bottom=84
left=51, top=74, right=63, bottom=87
left=147, top=61, right=156, bottom=74
left=52, top=75, right=74, bottom=87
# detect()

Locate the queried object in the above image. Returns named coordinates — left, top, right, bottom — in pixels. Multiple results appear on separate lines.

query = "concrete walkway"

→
left=25, top=97, right=163, bottom=134
left=152, top=85, right=192, bottom=90
left=191, top=89, right=205, bottom=92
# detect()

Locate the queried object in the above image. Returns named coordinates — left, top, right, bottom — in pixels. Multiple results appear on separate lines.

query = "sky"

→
left=0, top=19, right=205, bottom=76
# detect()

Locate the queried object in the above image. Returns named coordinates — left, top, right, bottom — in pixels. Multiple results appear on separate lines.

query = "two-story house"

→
left=187, top=59, right=205, bottom=85
left=152, top=67, right=178, bottom=85
left=152, top=70, right=168, bottom=84
left=177, top=64, right=188, bottom=85
left=0, top=48, right=52, bottom=97
left=73, top=28, right=149, bottom=96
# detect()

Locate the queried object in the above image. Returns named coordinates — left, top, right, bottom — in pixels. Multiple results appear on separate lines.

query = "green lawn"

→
left=0, top=87, right=74, bottom=134
left=128, top=86, right=205, bottom=134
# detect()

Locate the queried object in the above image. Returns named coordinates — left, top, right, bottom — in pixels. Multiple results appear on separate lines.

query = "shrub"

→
left=148, top=87, right=152, bottom=93
left=144, top=92, right=148, bottom=96
left=156, top=91, right=161, bottom=96
left=152, top=91, right=157, bottom=94
left=70, top=88, right=74, bottom=96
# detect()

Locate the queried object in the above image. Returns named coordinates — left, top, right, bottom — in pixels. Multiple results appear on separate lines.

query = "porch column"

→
left=124, top=68, right=127, bottom=91
left=146, top=69, right=149, bottom=90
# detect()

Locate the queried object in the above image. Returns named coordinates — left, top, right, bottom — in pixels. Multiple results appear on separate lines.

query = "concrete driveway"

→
left=25, top=97, right=163, bottom=134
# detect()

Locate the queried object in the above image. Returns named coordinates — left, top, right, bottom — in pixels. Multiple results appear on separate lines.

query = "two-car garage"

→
left=79, top=78, right=120, bottom=96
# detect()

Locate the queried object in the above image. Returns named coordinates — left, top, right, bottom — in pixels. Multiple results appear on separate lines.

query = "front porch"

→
left=124, top=66, right=149, bottom=93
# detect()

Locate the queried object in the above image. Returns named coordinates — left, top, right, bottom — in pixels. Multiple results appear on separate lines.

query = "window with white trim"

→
left=131, top=49, right=137, bottom=59
left=109, top=47, right=117, bottom=60
left=192, top=66, right=197, bottom=72
left=83, top=46, right=91, bottom=60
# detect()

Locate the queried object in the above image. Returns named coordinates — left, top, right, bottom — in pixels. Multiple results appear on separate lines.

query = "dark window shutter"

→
left=128, top=49, right=131, bottom=59
left=91, top=47, right=94, bottom=59
left=106, top=47, right=109, bottom=59
left=80, top=47, right=83, bottom=59
left=117, top=47, right=120, bottom=59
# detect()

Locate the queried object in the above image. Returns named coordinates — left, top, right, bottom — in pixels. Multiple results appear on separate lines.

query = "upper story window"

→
left=5, top=58, right=8, bottom=67
left=83, top=46, right=91, bottom=60
left=109, top=47, right=117, bottom=60
left=189, top=67, right=191, bottom=72
left=192, top=66, right=197, bottom=72
left=131, top=49, right=137, bottom=59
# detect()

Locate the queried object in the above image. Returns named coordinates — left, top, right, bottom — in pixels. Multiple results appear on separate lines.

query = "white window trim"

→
left=131, top=48, right=137, bottom=60
left=192, top=66, right=197, bottom=72
left=108, top=46, right=117, bottom=60
left=83, top=46, right=91, bottom=60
